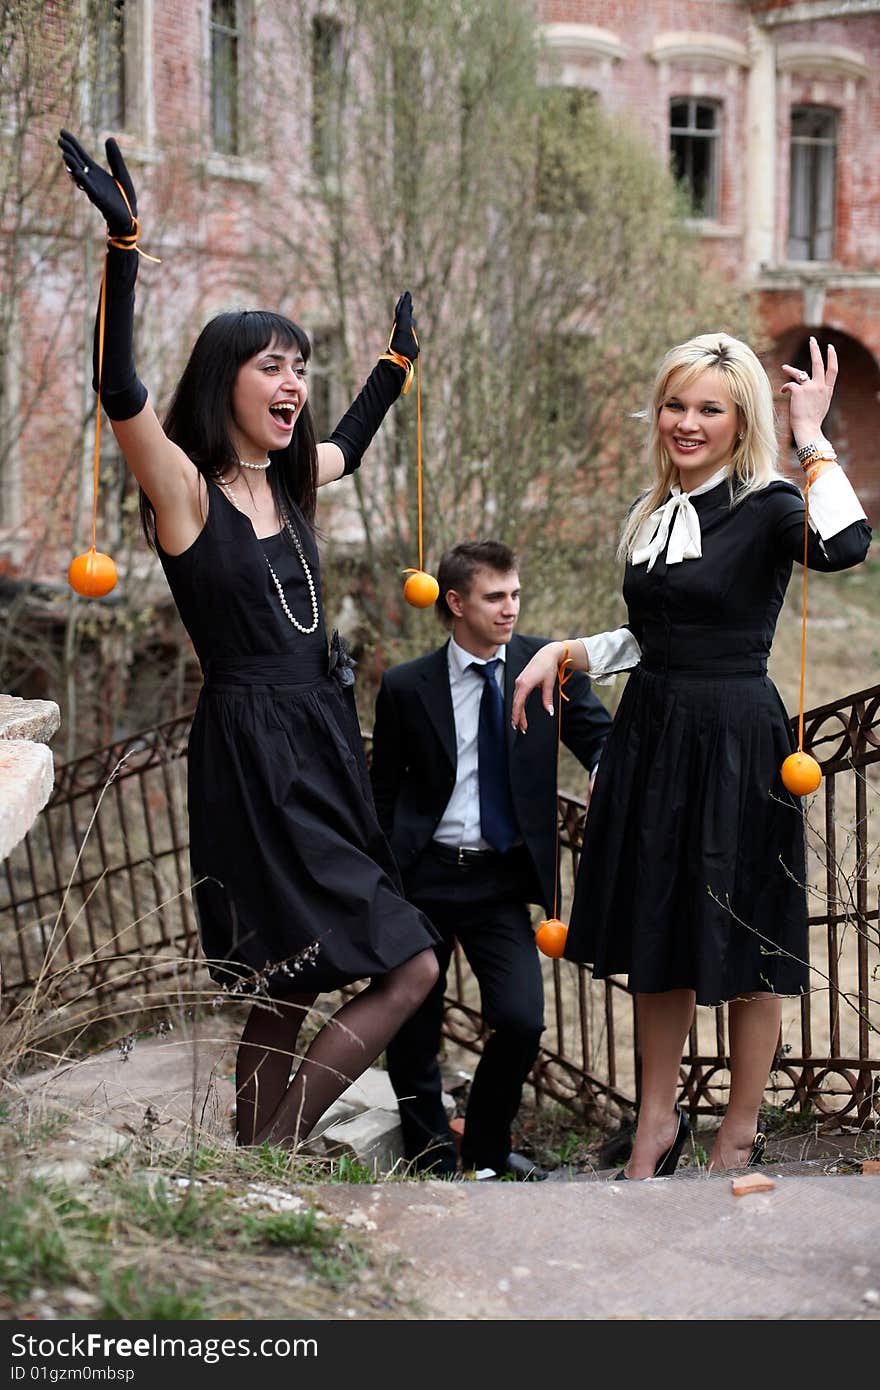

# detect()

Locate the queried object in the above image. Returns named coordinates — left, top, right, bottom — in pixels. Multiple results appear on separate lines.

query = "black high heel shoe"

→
left=615, top=1105, right=689, bottom=1180
left=746, top=1131, right=766, bottom=1167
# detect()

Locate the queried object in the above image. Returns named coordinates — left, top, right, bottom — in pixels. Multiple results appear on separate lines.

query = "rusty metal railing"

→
left=1, top=687, right=878, bottom=1127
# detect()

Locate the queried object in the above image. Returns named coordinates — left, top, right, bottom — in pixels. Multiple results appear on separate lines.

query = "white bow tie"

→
left=630, top=468, right=730, bottom=572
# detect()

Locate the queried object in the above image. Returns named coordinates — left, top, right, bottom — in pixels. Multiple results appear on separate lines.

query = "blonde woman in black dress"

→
left=512, top=333, right=870, bottom=1178
left=61, top=131, right=440, bottom=1151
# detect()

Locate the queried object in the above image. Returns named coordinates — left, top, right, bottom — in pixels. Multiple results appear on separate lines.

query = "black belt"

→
left=429, top=841, right=515, bottom=866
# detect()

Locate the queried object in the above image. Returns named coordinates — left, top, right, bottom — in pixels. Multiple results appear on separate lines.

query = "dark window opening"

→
left=211, top=0, right=241, bottom=155
left=311, top=16, right=343, bottom=176
left=93, top=0, right=126, bottom=130
left=788, top=106, right=837, bottom=261
left=670, top=98, right=721, bottom=218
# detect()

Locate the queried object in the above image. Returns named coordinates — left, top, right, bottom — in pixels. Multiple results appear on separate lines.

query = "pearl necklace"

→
left=239, top=456, right=271, bottom=471
left=217, top=475, right=320, bottom=634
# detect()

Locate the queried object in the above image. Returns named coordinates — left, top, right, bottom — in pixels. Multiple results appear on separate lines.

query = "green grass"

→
left=108, top=1174, right=232, bottom=1244
left=96, top=1268, right=209, bottom=1320
left=328, top=1153, right=377, bottom=1183
left=141, top=1133, right=379, bottom=1187
left=0, top=1179, right=79, bottom=1301
left=519, top=1099, right=606, bottom=1170
left=757, top=1100, right=817, bottom=1138
left=0, top=1122, right=376, bottom=1319
left=310, top=1243, right=371, bottom=1291
left=241, top=1206, right=332, bottom=1250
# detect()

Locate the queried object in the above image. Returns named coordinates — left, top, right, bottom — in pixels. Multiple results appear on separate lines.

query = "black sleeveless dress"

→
left=158, top=481, right=439, bottom=996
left=566, top=478, right=871, bottom=1006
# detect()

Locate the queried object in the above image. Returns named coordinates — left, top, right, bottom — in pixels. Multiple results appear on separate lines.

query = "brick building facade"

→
left=537, top=0, right=880, bottom=516
left=1, top=0, right=877, bottom=592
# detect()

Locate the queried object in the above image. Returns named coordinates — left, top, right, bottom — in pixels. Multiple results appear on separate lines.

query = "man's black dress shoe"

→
left=471, top=1151, right=549, bottom=1181
left=615, top=1105, right=689, bottom=1181
left=407, top=1145, right=459, bottom=1179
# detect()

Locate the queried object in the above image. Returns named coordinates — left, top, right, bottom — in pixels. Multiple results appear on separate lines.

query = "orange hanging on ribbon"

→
left=535, top=916, right=568, bottom=959
left=381, top=330, right=438, bottom=609
left=780, top=477, right=822, bottom=797
left=68, top=546, right=117, bottom=598
left=537, top=644, right=574, bottom=959
left=69, top=186, right=159, bottom=600
left=402, top=567, right=439, bottom=608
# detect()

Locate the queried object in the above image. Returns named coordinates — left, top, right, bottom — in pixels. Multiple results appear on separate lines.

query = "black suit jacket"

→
left=370, top=632, right=612, bottom=914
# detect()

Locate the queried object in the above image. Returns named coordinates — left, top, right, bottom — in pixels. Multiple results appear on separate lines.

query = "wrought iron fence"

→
left=1, top=687, right=878, bottom=1127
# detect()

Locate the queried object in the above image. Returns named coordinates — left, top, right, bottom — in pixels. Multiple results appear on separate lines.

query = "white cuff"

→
left=807, top=465, right=867, bottom=540
left=579, top=628, right=642, bottom=684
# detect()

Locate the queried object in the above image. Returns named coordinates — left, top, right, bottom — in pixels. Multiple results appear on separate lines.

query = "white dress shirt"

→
left=433, top=636, right=507, bottom=850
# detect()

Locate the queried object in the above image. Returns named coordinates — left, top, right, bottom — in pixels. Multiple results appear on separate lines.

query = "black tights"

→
left=235, top=947, right=438, bottom=1148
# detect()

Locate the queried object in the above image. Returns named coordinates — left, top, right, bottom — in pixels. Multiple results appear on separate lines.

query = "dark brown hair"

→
left=436, top=540, right=518, bottom=623
left=140, top=310, right=318, bottom=547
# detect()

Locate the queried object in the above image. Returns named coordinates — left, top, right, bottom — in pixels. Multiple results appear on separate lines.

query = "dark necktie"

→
left=471, top=659, right=518, bottom=853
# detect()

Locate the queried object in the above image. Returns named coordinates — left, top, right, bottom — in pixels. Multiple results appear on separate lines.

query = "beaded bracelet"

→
left=796, top=435, right=837, bottom=467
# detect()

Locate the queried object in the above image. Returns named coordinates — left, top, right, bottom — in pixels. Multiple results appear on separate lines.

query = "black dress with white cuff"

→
left=566, top=466, right=871, bottom=1005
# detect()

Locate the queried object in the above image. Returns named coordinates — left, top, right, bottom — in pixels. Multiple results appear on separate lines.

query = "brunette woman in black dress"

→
left=512, top=332, right=870, bottom=1178
left=60, top=131, right=440, bottom=1151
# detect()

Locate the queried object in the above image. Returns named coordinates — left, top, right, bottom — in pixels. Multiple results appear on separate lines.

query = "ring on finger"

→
left=797, top=369, right=808, bottom=383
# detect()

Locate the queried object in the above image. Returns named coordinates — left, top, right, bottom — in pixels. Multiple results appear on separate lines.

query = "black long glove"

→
left=58, top=130, right=148, bottom=421
left=327, top=292, right=419, bottom=476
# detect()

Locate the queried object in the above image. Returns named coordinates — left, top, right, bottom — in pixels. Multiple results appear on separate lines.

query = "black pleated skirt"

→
left=566, top=664, right=810, bottom=1005
left=187, top=657, right=439, bottom=996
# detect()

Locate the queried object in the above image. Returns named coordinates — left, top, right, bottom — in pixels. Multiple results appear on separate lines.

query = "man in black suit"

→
left=370, top=540, right=611, bottom=1179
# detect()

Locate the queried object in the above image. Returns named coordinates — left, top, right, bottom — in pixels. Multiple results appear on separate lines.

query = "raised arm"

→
left=59, top=131, right=201, bottom=548
left=774, top=337, right=870, bottom=569
left=317, top=292, right=419, bottom=486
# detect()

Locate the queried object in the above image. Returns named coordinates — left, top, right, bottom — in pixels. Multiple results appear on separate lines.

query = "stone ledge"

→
left=0, top=739, right=55, bottom=861
left=302, top=1067, right=457, bottom=1176
left=0, top=694, right=60, bottom=744
left=0, top=693, right=60, bottom=861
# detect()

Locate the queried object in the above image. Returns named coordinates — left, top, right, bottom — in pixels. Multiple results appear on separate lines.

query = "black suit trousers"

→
left=385, top=844, right=545, bottom=1174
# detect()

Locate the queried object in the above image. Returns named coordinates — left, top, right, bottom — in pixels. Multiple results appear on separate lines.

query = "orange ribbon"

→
left=381, top=326, right=424, bottom=574
left=378, top=347, right=414, bottom=395
left=550, top=643, right=574, bottom=921
left=794, top=466, right=831, bottom=754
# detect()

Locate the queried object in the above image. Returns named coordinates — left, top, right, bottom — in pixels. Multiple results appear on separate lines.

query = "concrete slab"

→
left=12, top=1026, right=238, bottom=1149
left=315, top=1175, right=880, bottom=1320
left=9, top=1021, right=879, bottom=1320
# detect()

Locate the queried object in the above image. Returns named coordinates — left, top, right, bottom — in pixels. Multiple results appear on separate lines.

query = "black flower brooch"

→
left=328, top=628, right=357, bottom=688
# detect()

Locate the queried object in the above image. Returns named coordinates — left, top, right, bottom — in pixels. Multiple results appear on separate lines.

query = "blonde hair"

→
left=618, top=332, right=782, bottom=561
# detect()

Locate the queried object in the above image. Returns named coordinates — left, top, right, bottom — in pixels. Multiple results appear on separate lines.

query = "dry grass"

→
left=0, top=1086, right=424, bottom=1321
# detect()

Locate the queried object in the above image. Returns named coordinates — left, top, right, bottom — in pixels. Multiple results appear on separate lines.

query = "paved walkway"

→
left=9, top=1026, right=880, bottom=1321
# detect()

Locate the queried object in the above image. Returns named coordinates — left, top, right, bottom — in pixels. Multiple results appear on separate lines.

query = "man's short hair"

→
left=436, top=540, right=518, bottom=624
